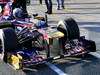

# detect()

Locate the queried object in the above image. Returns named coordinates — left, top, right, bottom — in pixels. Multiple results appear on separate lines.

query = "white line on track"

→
left=89, top=52, right=100, bottom=59
left=79, top=25, right=100, bottom=28
left=45, top=62, right=70, bottom=75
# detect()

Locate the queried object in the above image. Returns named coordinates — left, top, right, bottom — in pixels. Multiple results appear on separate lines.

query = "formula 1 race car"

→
left=0, top=17, right=96, bottom=70
left=0, top=2, right=96, bottom=70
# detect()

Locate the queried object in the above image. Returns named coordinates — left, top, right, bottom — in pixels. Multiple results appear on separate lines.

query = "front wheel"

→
left=57, top=17, right=80, bottom=51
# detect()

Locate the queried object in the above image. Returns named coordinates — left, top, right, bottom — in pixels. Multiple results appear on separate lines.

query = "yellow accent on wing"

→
left=48, top=32, right=64, bottom=38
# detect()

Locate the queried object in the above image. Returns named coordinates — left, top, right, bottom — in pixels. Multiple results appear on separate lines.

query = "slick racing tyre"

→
left=0, top=27, right=18, bottom=61
left=57, top=17, right=80, bottom=51
left=57, top=17, right=80, bottom=40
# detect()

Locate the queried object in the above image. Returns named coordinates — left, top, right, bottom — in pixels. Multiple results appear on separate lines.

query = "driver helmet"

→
left=13, top=8, right=23, bottom=19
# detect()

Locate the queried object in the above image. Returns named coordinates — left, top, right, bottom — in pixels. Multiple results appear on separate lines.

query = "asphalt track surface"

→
left=1, top=0, right=100, bottom=75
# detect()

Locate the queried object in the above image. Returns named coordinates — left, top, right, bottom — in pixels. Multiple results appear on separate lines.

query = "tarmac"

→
left=1, top=0, right=100, bottom=75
